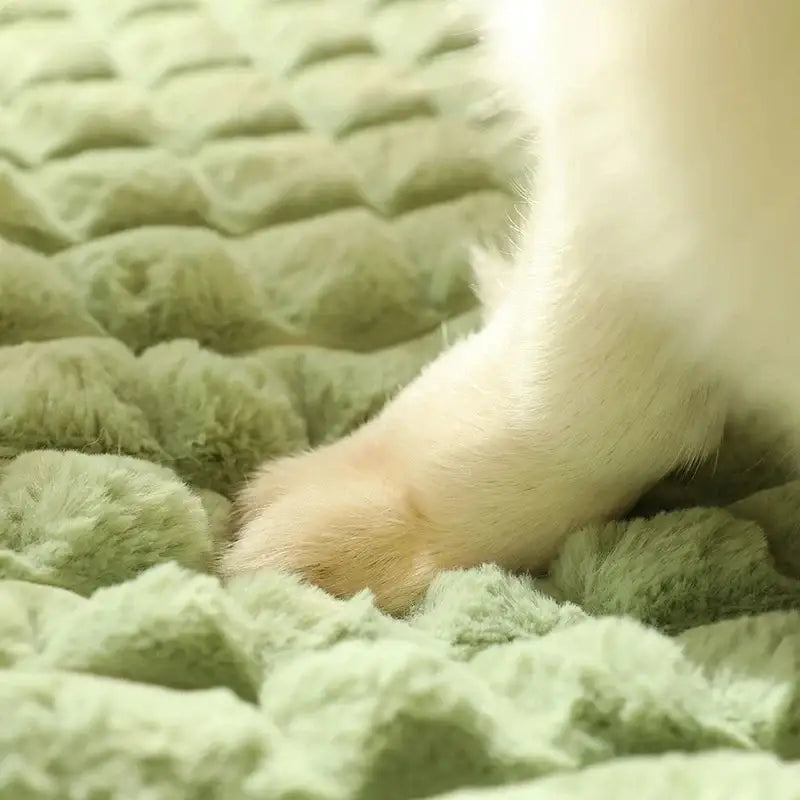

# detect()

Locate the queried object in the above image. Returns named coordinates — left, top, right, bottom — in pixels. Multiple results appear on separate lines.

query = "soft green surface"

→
left=1, top=0, right=800, bottom=797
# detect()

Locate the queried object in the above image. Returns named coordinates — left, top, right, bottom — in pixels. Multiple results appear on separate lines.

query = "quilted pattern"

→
left=1, top=1, right=800, bottom=798
left=0, top=0, right=524, bottom=496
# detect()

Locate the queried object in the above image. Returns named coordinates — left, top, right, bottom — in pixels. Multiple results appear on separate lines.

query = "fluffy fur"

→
left=221, top=0, right=800, bottom=614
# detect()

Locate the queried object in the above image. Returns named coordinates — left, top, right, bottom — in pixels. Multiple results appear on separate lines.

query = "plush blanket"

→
left=2, top=0, right=800, bottom=797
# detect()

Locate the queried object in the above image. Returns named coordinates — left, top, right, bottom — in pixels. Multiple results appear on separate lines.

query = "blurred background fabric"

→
left=1, top=1, right=799, bottom=798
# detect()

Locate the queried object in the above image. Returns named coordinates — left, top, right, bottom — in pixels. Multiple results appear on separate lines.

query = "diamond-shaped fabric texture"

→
left=1, top=1, right=800, bottom=798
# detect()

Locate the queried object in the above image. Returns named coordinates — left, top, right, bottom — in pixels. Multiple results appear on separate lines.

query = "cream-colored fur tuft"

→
left=222, top=1, right=799, bottom=614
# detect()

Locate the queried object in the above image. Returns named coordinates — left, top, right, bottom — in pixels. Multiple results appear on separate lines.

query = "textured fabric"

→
left=1, top=0, right=800, bottom=797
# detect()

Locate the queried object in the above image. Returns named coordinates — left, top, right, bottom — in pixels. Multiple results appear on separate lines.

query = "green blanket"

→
left=2, top=0, right=800, bottom=797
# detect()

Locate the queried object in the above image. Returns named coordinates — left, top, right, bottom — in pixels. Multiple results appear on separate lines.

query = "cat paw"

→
left=219, top=435, right=441, bottom=614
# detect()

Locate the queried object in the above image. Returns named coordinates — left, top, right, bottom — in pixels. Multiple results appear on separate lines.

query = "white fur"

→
left=492, top=0, right=800, bottom=417
left=221, top=0, right=799, bottom=614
